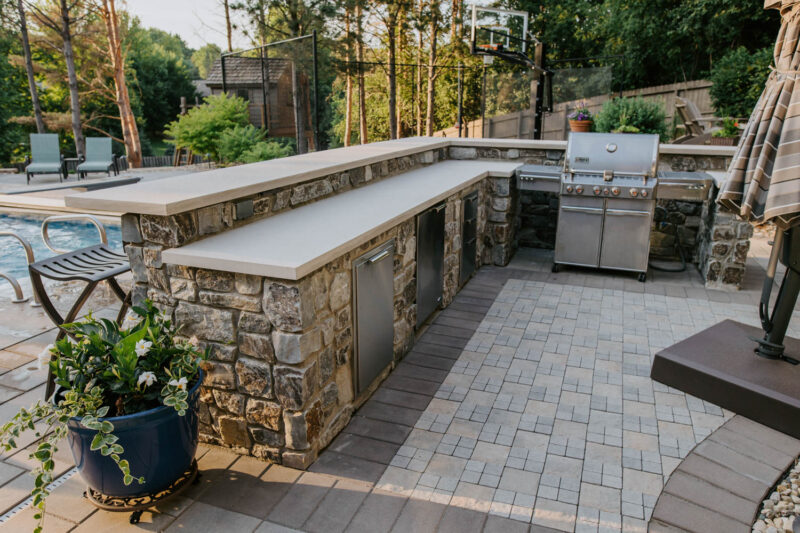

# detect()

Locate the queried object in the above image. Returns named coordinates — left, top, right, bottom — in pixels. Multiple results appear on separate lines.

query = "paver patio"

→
left=0, top=241, right=796, bottom=532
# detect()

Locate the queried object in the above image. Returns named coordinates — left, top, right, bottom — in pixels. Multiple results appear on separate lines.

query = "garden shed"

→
left=205, top=56, right=312, bottom=139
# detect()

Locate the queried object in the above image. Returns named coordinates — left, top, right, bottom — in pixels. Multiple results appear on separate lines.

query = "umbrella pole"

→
left=756, top=226, right=800, bottom=363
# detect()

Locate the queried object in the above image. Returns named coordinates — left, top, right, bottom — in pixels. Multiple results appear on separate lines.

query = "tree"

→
left=126, top=22, right=198, bottom=139
left=424, top=0, right=442, bottom=136
left=97, top=0, right=141, bottom=167
left=0, top=35, right=28, bottom=165
left=17, top=0, right=45, bottom=133
left=222, top=0, right=232, bottom=51
left=27, top=0, right=86, bottom=154
left=191, top=43, right=221, bottom=79
left=355, top=1, right=367, bottom=143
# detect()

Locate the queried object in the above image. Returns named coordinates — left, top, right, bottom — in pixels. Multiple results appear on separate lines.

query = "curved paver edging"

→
left=649, top=415, right=800, bottom=533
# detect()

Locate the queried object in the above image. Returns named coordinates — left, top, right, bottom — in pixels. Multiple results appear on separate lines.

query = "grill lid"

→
left=565, top=132, right=660, bottom=178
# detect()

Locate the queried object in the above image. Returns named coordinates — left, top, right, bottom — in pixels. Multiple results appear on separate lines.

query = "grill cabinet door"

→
left=353, top=241, right=395, bottom=394
left=416, top=203, right=446, bottom=328
left=599, top=199, right=653, bottom=273
left=460, top=192, right=478, bottom=287
left=554, top=197, right=604, bottom=268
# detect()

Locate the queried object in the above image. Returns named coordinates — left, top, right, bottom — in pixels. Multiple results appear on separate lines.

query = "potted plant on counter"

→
left=710, top=117, right=741, bottom=146
left=0, top=302, right=206, bottom=532
left=568, top=104, right=594, bottom=132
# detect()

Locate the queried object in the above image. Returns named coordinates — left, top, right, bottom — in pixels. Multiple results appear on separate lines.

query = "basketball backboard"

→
left=469, top=5, right=530, bottom=55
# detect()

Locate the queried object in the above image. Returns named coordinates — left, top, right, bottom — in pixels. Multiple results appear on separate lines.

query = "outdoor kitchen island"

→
left=63, top=137, right=746, bottom=469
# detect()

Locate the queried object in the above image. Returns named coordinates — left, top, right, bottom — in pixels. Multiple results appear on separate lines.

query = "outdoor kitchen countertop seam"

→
left=161, top=159, right=521, bottom=280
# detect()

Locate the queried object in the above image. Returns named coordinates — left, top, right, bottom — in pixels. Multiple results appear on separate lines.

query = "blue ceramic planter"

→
left=65, top=371, right=203, bottom=498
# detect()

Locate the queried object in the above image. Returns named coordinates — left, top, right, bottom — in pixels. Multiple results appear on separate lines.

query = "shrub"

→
left=594, top=97, right=667, bottom=140
left=164, top=93, right=249, bottom=160
left=218, top=125, right=266, bottom=164
left=240, top=141, right=293, bottom=163
left=710, top=46, right=772, bottom=118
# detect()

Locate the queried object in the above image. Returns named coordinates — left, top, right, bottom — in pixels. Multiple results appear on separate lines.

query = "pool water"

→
left=0, top=214, right=123, bottom=281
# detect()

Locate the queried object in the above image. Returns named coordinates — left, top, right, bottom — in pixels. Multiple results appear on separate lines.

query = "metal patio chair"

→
left=29, top=215, right=131, bottom=398
left=25, top=133, right=67, bottom=184
left=77, top=137, right=118, bottom=179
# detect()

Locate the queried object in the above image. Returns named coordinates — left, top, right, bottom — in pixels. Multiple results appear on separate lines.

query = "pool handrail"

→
left=0, top=230, right=37, bottom=305
left=41, top=214, right=108, bottom=254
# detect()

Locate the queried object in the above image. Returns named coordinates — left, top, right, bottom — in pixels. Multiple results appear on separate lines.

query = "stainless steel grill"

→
left=515, top=133, right=716, bottom=282
left=554, top=132, right=659, bottom=281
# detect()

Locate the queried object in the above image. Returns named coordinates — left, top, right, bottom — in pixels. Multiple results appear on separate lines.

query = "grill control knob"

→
left=641, top=190, right=648, bottom=198
left=575, top=186, right=584, bottom=194
left=593, top=186, right=601, bottom=195
left=611, top=187, right=620, bottom=196
left=630, top=188, right=639, bottom=197
left=603, top=188, right=609, bottom=195
left=566, top=185, right=573, bottom=193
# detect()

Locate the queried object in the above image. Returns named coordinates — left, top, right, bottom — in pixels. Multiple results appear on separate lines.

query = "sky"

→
left=126, top=0, right=249, bottom=51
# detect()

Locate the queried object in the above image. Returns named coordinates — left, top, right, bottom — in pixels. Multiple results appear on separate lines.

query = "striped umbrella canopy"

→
left=718, top=0, right=800, bottom=228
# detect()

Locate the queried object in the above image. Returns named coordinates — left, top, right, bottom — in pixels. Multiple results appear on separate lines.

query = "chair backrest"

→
left=84, top=137, right=112, bottom=162
left=675, top=97, right=706, bottom=136
left=30, top=134, right=60, bottom=164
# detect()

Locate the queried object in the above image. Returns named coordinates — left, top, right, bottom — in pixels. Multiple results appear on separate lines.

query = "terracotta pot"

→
left=708, top=136, right=738, bottom=146
left=569, top=120, right=593, bottom=133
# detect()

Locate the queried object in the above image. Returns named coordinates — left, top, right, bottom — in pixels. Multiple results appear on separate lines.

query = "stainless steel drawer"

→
left=353, top=241, right=395, bottom=394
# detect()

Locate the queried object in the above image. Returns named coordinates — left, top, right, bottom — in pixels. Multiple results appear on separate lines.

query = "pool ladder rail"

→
left=0, top=214, right=110, bottom=306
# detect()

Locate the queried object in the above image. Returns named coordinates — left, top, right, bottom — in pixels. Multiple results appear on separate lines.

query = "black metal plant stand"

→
left=83, top=460, right=200, bottom=524
left=755, top=225, right=800, bottom=363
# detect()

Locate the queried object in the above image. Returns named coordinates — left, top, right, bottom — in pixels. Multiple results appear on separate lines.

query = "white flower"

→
left=169, top=376, right=188, bottom=391
left=37, top=344, right=53, bottom=371
left=137, top=371, right=156, bottom=387
left=122, top=311, right=140, bottom=330
left=134, top=339, right=152, bottom=358
left=188, top=336, right=200, bottom=348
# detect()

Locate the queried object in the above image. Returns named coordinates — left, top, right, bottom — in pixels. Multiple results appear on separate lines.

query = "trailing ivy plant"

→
left=0, top=302, right=206, bottom=533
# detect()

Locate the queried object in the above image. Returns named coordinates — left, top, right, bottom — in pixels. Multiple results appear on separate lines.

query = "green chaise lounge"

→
left=76, top=137, right=118, bottom=179
left=25, top=133, right=66, bottom=185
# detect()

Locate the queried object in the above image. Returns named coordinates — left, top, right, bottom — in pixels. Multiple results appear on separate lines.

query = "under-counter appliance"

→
left=416, top=202, right=446, bottom=327
left=554, top=132, right=660, bottom=281
left=460, top=192, right=479, bottom=287
left=353, top=241, right=395, bottom=394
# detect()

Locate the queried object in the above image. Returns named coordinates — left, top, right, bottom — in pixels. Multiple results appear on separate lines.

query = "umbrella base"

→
left=651, top=319, right=800, bottom=439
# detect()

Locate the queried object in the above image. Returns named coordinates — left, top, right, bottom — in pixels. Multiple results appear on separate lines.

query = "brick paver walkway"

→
left=0, top=246, right=797, bottom=532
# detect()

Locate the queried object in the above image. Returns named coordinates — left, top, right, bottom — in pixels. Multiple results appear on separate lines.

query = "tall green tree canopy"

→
left=126, top=19, right=199, bottom=139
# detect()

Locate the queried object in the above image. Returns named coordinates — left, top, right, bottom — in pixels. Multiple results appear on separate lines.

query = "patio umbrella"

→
left=717, top=0, right=800, bottom=361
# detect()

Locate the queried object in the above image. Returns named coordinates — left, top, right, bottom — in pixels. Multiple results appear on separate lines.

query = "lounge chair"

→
left=672, top=96, right=722, bottom=144
left=76, top=137, right=118, bottom=179
left=25, top=133, right=66, bottom=185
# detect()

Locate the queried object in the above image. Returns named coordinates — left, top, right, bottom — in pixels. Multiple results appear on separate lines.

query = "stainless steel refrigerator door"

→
left=599, top=199, right=654, bottom=273
left=460, top=192, right=478, bottom=287
left=416, top=203, right=446, bottom=328
left=554, top=196, right=605, bottom=268
left=353, top=241, right=395, bottom=394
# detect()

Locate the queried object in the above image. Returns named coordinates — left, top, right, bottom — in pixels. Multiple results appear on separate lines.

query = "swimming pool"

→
left=0, top=214, right=123, bottom=281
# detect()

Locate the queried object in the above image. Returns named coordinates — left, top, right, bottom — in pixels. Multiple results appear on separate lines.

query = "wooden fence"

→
left=435, top=79, right=714, bottom=141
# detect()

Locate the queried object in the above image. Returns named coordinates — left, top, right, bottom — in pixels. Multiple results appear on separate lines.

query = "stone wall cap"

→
left=161, top=159, right=520, bottom=280
left=63, top=137, right=552, bottom=216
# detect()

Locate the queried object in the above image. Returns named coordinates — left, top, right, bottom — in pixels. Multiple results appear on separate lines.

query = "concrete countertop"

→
left=64, top=136, right=735, bottom=217
left=161, top=159, right=521, bottom=280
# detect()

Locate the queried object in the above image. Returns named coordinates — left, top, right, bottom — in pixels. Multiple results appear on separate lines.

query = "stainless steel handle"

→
left=368, top=250, right=391, bottom=264
left=562, top=206, right=603, bottom=214
left=42, top=214, right=108, bottom=254
left=606, top=209, right=651, bottom=217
